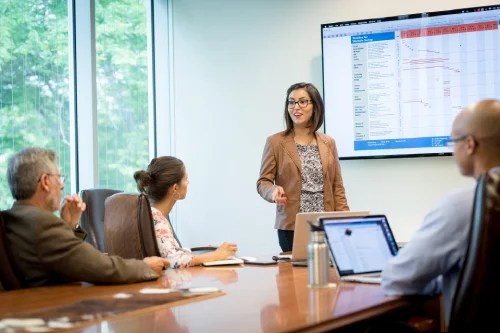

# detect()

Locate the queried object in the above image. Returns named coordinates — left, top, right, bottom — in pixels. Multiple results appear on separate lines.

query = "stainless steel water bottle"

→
left=307, top=221, right=330, bottom=288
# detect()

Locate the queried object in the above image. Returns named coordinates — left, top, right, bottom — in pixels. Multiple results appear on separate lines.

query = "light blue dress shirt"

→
left=381, top=185, right=475, bottom=326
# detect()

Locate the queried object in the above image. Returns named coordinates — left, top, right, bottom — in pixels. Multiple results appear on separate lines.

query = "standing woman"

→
left=257, top=82, right=349, bottom=252
left=134, top=156, right=237, bottom=268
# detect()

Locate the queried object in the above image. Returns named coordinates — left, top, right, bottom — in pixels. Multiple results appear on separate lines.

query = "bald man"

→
left=381, top=99, right=500, bottom=327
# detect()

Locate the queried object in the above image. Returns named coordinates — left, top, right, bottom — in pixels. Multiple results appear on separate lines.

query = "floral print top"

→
left=151, top=207, right=193, bottom=268
left=296, top=143, right=324, bottom=213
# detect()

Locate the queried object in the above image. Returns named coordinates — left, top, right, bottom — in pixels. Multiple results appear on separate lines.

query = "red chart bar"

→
left=400, top=21, right=499, bottom=39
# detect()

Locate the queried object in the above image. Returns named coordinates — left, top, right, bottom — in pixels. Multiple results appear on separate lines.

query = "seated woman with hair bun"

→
left=134, top=156, right=238, bottom=269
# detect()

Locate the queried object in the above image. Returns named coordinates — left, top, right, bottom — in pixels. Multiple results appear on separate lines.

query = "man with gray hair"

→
left=3, top=147, right=169, bottom=288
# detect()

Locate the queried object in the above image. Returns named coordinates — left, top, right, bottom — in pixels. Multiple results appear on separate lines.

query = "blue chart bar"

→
left=351, top=32, right=395, bottom=44
left=354, top=136, right=450, bottom=151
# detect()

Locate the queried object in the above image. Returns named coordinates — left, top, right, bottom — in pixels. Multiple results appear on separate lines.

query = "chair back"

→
left=80, top=188, right=122, bottom=252
left=448, top=169, right=500, bottom=333
left=104, top=193, right=160, bottom=259
left=0, top=211, right=24, bottom=290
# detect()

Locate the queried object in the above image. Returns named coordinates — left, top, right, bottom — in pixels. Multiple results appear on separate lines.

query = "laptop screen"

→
left=322, top=215, right=398, bottom=276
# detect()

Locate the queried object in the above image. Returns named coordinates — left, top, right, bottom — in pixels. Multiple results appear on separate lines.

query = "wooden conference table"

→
left=0, top=263, right=439, bottom=332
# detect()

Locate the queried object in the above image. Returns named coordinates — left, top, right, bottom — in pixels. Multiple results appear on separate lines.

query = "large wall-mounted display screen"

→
left=322, top=5, right=500, bottom=159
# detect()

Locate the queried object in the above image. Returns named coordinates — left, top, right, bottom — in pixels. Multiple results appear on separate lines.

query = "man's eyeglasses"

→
left=287, top=100, right=312, bottom=110
left=446, top=135, right=468, bottom=149
left=46, top=174, right=67, bottom=184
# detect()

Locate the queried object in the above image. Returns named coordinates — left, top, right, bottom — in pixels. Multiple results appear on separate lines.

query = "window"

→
left=0, top=0, right=70, bottom=209
left=95, top=0, right=150, bottom=192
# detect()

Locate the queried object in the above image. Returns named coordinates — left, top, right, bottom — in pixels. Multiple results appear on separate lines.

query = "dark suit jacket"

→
left=257, top=131, right=349, bottom=230
left=4, top=201, right=158, bottom=287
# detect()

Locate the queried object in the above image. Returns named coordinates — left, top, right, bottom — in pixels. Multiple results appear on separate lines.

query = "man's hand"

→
left=143, top=257, right=170, bottom=275
left=60, top=194, right=86, bottom=229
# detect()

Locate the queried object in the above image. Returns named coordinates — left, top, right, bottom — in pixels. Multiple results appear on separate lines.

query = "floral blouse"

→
left=296, top=143, right=324, bottom=213
left=151, top=207, right=193, bottom=269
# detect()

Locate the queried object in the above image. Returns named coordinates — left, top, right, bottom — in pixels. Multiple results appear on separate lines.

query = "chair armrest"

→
left=191, top=246, right=218, bottom=253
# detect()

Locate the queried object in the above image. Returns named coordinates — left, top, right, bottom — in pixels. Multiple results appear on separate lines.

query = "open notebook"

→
left=201, top=256, right=276, bottom=266
left=202, top=257, right=244, bottom=266
left=321, top=215, right=399, bottom=284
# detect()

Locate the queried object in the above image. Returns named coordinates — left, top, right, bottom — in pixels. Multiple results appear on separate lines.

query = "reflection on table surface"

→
left=160, top=265, right=239, bottom=288
left=0, top=263, right=417, bottom=333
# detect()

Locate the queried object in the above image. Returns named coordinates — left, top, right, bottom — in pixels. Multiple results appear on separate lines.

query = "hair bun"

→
left=133, top=170, right=152, bottom=192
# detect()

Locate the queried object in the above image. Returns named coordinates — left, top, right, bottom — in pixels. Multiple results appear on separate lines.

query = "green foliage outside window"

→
left=95, top=0, right=149, bottom=193
left=0, top=0, right=70, bottom=209
left=0, top=0, right=149, bottom=209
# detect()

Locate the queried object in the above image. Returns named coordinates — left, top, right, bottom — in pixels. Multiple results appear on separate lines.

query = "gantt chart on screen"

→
left=322, top=7, right=500, bottom=158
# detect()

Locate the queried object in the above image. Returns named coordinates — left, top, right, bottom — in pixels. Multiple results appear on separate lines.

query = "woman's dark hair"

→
left=283, top=82, right=325, bottom=135
left=134, top=156, right=185, bottom=203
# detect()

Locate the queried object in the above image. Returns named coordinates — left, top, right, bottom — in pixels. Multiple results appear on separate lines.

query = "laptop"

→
left=321, top=215, right=398, bottom=284
left=291, top=210, right=370, bottom=262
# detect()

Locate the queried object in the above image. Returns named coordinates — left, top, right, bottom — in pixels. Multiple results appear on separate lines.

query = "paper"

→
left=201, top=258, right=244, bottom=266
left=239, top=256, right=257, bottom=262
left=183, top=287, right=219, bottom=294
left=140, top=287, right=219, bottom=295
left=140, top=288, right=174, bottom=294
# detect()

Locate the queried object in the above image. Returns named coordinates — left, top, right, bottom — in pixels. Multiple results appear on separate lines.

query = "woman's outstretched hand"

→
left=272, top=186, right=287, bottom=205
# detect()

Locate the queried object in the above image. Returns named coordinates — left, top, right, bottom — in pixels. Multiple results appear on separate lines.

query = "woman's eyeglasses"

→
left=287, top=100, right=312, bottom=110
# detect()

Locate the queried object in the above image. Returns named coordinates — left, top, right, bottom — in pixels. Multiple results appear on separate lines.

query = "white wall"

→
left=165, top=0, right=495, bottom=256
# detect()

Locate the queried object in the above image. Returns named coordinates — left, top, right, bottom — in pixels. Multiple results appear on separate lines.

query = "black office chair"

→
left=80, top=188, right=122, bottom=252
left=0, top=211, right=24, bottom=290
left=448, top=169, right=500, bottom=333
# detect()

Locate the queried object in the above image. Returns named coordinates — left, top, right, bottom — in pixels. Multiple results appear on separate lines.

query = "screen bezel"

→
left=321, top=4, right=500, bottom=160
left=321, top=215, right=399, bottom=276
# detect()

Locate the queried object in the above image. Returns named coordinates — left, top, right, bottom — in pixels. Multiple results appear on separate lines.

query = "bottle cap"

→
left=307, top=219, right=324, bottom=232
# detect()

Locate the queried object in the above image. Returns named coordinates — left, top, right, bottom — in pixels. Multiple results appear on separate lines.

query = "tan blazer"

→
left=4, top=202, right=159, bottom=287
left=257, top=131, right=349, bottom=230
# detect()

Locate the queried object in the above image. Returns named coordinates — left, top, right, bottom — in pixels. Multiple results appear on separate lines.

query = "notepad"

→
left=201, top=258, right=244, bottom=266
left=241, top=257, right=277, bottom=265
